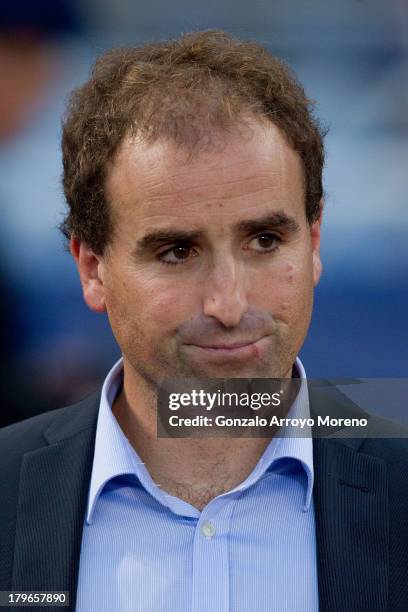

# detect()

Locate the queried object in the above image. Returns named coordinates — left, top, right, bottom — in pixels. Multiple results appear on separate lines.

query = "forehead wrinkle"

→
left=147, top=151, right=284, bottom=178
left=139, top=185, right=288, bottom=212
left=108, top=167, right=281, bottom=217
left=137, top=156, right=285, bottom=186
left=120, top=166, right=297, bottom=214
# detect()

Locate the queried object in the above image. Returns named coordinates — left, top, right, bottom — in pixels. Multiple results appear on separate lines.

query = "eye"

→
left=158, top=244, right=198, bottom=266
left=248, top=232, right=281, bottom=253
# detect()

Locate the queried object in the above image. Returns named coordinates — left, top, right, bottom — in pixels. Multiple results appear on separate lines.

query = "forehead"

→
left=105, top=118, right=305, bottom=231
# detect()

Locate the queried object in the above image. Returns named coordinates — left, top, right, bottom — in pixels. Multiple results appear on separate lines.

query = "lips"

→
left=193, top=339, right=260, bottom=350
left=183, top=337, right=270, bottom=362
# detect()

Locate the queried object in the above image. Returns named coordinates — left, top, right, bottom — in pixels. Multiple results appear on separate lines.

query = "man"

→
left=1, top=30, right=407, bottom=612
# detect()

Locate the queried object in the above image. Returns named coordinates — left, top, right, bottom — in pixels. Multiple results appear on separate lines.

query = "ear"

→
left=70, top=238, right=107, bottom=313
left=310, top=202, right=323, bottom=287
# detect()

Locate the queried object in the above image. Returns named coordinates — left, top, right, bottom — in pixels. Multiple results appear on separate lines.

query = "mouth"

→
left=185, top=336, right=269, bottom=361
left=197, top=340, right=258, bottom=350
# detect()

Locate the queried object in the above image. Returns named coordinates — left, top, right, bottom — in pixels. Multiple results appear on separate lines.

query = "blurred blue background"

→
left=0, top=0, right=407, bottom=425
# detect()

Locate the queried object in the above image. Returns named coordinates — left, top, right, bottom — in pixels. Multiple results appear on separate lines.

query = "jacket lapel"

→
left=310, top=384, right=389, bottom=612
left=11, top=393, right=100, bottom=612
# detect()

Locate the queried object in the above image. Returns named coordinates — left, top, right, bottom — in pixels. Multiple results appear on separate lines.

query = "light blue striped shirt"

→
left=76, top=357, right=318, bottom=611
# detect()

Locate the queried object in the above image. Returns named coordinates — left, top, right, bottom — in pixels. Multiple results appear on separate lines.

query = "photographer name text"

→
left=167, top=415, right=368, bottom=428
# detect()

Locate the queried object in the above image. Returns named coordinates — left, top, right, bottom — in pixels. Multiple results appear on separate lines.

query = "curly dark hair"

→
left=60, top=29, right=326, bottom=255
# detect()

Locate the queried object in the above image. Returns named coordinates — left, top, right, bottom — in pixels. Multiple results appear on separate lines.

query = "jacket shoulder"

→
left=361, top=413, right=408, bottom=464
left=0, top=391, right=101, bottom=456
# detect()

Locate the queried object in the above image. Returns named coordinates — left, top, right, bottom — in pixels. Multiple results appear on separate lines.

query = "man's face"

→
left=73, top=118, right=322, bottom=384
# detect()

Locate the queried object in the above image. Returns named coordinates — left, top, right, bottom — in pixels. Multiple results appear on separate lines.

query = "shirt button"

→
left=201, top=521, right=216, bottom=538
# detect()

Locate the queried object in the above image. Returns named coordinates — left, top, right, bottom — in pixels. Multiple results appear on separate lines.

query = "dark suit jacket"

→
left=1, top=385, right=408, bottom=611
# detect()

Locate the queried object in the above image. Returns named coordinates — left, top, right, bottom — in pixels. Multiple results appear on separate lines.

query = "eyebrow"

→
left=133, top=211, right=300, bottom=255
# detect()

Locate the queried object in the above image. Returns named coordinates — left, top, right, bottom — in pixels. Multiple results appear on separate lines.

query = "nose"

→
left=202, top=255, right=249, bottom=327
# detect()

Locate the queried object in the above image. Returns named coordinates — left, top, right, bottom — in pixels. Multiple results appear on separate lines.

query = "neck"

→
left=112, top=358, right=294, bottom=510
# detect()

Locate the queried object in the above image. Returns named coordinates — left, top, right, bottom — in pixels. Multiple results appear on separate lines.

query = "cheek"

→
left=136, top=277, right=198, bottom=331
left=266, top=262, right=313, bottom=319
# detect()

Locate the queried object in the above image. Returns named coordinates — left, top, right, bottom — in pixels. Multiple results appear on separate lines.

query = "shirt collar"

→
left=270, top=357, right=314, bottom=512
left=86, top=356, right=314, bottom=523
left=86, top=358, right=141, bottom=524
left=228, top=357, right=314, bottom=512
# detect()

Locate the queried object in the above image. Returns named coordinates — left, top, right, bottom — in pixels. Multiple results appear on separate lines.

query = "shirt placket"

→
left=190, top=496, right=236, bottom=612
